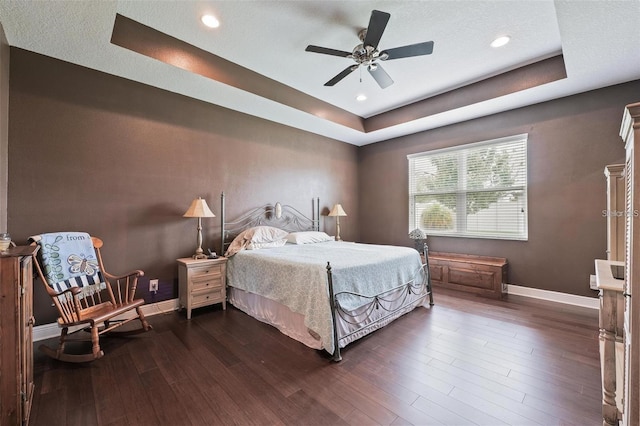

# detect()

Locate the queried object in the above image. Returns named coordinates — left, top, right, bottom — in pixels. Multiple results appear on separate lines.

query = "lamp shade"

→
left=328, top=204, right=347, bottom=217
left=183, top=197, right=215, bottom=218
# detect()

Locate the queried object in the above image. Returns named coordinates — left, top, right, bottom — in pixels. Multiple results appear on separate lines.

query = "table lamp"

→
left=328, top=204, right=347, bottom=241
left=183, top=197, right=215, bottom=259
left=408, top=228, right=427, bottom=252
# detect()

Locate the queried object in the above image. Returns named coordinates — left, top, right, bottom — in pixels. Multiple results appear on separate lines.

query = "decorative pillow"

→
left=286, top=231, right=334, bottom=245
left=224, top=226, right=289, bottom=256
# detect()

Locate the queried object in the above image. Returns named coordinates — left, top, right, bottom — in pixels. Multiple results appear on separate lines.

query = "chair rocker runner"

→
left=31, top=232, right=151, bottom=362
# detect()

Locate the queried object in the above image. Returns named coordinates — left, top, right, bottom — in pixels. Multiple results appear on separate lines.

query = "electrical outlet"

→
left=589, top=274, right=598, bottom=290
left=149, top=279, right=159, bottom=293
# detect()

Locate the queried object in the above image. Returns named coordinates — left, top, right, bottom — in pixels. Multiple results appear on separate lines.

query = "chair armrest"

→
left=51, top=286, right=82, bottom=298
left=102, top=269, right=144, bottom=281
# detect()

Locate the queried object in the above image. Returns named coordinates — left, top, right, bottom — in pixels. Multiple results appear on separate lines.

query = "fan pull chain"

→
left=359, top=66, right=362, bottom=83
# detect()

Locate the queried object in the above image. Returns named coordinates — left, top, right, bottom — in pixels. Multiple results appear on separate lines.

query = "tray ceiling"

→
left=0, top=1, right=638, bottom=146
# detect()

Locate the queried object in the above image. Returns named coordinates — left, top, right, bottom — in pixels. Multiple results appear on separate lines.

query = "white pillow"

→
left=245, top=226, right=289, bottom=243
left=225, top=226, right=288, bottom=256
left=286, top=231, right=334, bottom=245
left=247, top=239, right=287, bottom=250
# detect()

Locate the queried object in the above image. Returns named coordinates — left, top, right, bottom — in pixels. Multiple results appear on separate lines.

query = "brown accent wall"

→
left=8, top=48, right=358, bottom=324
left=9, top=46, right=640, bottom=324
left=358, top=80, right=640, bottom=297
left=0, top=22, right=9, bottom=232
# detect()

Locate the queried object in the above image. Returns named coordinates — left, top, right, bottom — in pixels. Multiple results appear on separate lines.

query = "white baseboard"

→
left=506, top=284, right=599, bottom=310
left=32, top=298, right=179, bottom=342
left=33, top=287, right=598, bottom=342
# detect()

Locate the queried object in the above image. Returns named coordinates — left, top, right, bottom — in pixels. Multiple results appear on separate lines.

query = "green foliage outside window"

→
left=420, top=202, right=454, bottom=229
left=415, top=147, right=520, bottom=217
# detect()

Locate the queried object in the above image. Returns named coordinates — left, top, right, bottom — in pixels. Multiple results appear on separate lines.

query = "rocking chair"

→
left=31, top=232, right=151, bottom=362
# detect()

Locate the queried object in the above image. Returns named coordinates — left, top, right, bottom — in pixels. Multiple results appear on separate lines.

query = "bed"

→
left=219, top=193, right=433, bottom=361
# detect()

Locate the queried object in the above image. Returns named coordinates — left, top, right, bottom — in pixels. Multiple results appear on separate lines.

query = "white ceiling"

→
left=0, top=1, right=639, bottom=146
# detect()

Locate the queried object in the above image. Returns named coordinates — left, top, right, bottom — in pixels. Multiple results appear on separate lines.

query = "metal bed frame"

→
left=220, top=192, right=433, bottom=361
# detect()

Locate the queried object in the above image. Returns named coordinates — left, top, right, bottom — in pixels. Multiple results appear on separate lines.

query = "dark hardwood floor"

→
left=30, top=288, right=602, bottom=426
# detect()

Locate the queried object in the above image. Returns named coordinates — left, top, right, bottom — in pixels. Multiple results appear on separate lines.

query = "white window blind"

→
left=408, top=134, right=528, bottom=240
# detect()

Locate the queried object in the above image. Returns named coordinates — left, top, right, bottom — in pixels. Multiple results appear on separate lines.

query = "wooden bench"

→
left=424, top=251, right=508, bottom=299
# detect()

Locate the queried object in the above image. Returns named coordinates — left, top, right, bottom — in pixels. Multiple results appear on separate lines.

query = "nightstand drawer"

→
left=192, top=288, right=224, bottom=307
left=190, top=263, right=223, bottom=279
left=192, top=274, right=223, bottom=292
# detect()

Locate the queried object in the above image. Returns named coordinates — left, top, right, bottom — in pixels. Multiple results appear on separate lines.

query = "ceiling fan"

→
left=305, top=10, right=434, bottom=89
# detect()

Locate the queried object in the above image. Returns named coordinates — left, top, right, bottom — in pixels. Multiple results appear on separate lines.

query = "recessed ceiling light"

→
left=356, top=94, right=367, bottom=102
left=490, top=35, right=510, bottom=48
left=201, top=14, right=220, bottom=28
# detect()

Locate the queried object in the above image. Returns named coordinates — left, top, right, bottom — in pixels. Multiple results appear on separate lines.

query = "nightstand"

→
left=177, top=257, right=227, bottom=319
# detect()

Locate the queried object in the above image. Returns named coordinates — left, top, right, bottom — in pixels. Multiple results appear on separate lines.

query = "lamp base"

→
left=192, top=253, right=208, bottom=260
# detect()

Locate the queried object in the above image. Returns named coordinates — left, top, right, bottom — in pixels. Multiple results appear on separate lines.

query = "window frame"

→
left=408, top=134, right=528, bottom=241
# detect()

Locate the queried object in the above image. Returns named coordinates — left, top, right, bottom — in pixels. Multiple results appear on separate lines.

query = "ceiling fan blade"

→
left=380, top=41, right=434, bottom=60
left=325, top=65, right=358, bottom=86
left=368, top=64, right=394, bottom=89
left=363, top=10, right=390, bottom=49
left=305, top=45, right=352, bottom=58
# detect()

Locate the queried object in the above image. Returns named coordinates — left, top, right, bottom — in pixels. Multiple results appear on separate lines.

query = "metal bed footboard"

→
left=326, top=243, right=434, bottom=362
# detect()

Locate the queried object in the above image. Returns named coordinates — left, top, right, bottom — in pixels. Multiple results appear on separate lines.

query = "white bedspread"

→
left=226, top=241, right=423, bottom=353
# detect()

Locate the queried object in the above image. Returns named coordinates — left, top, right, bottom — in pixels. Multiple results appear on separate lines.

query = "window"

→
left=408, top=134, right=528, bottom=240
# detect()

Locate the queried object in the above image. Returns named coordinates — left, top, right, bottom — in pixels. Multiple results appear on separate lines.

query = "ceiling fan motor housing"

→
left=351, top=43, right=378, bottom=66
left=305, top=10, right=432, bottom=88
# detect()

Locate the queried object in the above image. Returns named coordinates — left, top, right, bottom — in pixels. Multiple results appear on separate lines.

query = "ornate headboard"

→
left=220, top=192, right=320, bottom=254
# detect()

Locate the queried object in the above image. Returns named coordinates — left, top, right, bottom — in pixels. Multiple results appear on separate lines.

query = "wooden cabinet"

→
left=620, top=102, right=640, bottom=426
left=178, top=257, right=227, bottom=319
left=0, top=245, right=38, bottom=426
left=597, top=103, right=640, bottom=426
left=425, top=251, right=507, bottom=299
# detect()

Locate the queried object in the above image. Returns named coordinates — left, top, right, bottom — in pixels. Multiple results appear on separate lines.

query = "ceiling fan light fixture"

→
left=490, top=35, right=510, bottom=48
left=201, top=14, right=220, bottom=28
